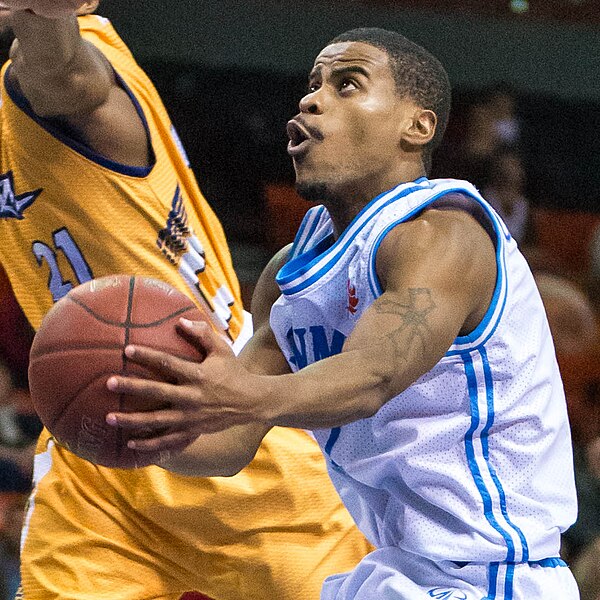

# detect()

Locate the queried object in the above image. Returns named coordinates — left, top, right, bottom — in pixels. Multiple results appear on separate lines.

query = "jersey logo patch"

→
left=427, top=588, right=468, bottom=600
left=0, top=171, right=42, bottom=219
left=347, top=279, right=359, bottom=315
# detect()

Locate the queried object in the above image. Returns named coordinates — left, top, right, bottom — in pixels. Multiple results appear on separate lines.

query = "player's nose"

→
left=299, top=90, right=323, bottom=115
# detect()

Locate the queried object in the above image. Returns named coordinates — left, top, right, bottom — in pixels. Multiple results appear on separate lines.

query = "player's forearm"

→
left=156, top=447, right=245, bottom=478
left=154, top=424, right=269, bottom=477
left=264, top=345, right=396, bottom=430
left=10, top=10, right=112, bottom=116
left=11, top=10, right=82, bottom=75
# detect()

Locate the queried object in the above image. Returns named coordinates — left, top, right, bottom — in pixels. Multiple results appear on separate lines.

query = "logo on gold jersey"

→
left=157, top=185, right=195, bottom=264
left=0, top=171, right=42, bottom=219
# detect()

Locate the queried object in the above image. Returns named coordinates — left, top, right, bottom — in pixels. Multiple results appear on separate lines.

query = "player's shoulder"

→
left=375, top=194, right=497, bottom=291
left=387, top=196, right=491, bottom=255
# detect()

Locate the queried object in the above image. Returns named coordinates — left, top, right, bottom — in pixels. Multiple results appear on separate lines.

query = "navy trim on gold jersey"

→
left=4, top=65, right=155, bottom=178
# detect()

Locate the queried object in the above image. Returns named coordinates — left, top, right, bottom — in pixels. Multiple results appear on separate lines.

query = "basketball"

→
left=28, top=275, right=208, bottom=469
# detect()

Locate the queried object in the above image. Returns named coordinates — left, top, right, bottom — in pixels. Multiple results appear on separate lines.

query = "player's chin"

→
left=295, top=178, right=333, bottom=204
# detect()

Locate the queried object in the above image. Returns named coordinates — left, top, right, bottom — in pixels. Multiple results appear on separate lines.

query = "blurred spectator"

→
left=0, top=360, right=40, bottom=458
left=572, top=535, right=600, bottom=600
left=534, top=270, right=600, bottom=597
left=534, top=271, right=598, bottom=355
left=464, top=83, right=522, bottom=164
left=0, top=267, right=34, bottom=389
left=0, top=491, right=28, bottom=600
left=483, top=148, right=533, bottom=245
left=0, top=359, right=35, bottom=600
left=585, top=224, right=600, bottom=315
left=434, top=83, right=524, bottom=188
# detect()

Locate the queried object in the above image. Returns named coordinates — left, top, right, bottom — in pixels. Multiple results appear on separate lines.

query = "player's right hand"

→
left=0, top=0, right=90, bottom=19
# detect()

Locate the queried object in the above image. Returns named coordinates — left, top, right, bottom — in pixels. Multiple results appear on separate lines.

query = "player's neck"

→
left=326, top=166, right=427, bottom=238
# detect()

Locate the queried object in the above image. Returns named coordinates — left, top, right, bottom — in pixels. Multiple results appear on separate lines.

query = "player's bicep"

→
left=344, top=210, right=496, bottom=395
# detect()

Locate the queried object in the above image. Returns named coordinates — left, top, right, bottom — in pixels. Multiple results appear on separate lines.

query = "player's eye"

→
left=308, top=82, right=320, bottom=93
left=339, top=79, right=358, bottom=92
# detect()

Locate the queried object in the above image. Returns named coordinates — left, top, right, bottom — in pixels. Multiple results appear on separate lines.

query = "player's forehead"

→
left=310, top=41, right=391, bottom=79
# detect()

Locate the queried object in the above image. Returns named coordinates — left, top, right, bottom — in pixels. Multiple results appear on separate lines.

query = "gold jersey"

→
left=0, top=15, right=242, bottom=339
left=0, top=15, right=370, bottom=600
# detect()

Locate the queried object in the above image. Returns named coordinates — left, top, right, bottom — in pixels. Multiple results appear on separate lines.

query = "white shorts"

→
left=321, top=546, right=580, bottom=600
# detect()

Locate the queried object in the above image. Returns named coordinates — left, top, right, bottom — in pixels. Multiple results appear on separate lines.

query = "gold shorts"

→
left=20, top=429, right=372, bottom=600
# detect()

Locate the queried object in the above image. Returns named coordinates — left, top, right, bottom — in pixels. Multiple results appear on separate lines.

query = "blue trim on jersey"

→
left=277, top=181, right=432, bottom=295
left=366, top=187, right=501, bottom=297
left=480, top=348, right=530, bottom=563
left=444, top=261, right=507, bottom=356
left=487, top=562, right=499, bottom=600
left=278, top=234, right=335, bottom=282
left=529, top=557, right=567, bottom=568
left=324, top=427, right=341, bottom=457
left=463, top=353, right=516, bottom=562
left=4, top=65, right=155, bottom=178
left=362, top=185, right=511, bottom=355
left=290, top=205, right=326, bottom=260
left=446, top=194, right=509, bottom=353
left=504, top=563, right=515, bottom=600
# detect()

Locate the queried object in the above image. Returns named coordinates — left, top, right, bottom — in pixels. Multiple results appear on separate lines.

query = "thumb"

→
left=177, top=318, right=231, bottom=357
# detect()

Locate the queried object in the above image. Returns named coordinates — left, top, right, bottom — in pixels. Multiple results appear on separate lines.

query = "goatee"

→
left=295, top=181, right=338, bottom=205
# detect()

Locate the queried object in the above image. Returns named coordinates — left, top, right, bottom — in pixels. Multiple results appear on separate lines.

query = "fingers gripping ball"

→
left=28, top=275, right=209, bottom=468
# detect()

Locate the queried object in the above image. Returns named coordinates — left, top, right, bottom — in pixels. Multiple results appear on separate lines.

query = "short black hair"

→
left=329, top=27, right=451, bottom=173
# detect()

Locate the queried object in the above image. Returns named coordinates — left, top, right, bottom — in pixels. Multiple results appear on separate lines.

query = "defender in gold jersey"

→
left=0, top=3, right=371, bottom=599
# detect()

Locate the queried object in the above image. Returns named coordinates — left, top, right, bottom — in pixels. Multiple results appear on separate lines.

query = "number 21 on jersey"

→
left=32, top=227, right=93, bottom=302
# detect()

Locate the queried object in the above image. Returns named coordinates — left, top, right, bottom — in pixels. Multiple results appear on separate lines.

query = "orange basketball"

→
left=28, top=275, right=208, bottom=468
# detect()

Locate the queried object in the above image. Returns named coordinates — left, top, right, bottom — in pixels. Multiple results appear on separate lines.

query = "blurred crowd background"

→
left=1, top=1, right=599, bottom=598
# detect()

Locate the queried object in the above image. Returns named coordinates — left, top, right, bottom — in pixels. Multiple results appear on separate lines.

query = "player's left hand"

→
left=105, top=319, right=273, bottom=453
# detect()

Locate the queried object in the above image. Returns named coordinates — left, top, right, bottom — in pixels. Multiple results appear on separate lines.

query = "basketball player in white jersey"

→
left=105, top=28, right=580, bottom=599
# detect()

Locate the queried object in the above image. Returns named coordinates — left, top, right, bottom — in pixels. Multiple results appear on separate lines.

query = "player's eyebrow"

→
left=330, top=65, right=371, bottom=79
left=308, top=64, right=371, bottom=82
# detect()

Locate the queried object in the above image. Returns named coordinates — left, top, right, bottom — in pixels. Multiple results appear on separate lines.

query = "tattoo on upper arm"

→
left=372, top=288, right=436, bottom=361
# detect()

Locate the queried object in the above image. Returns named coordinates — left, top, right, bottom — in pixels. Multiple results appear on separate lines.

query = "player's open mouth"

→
left=286, top=120, right=315, bottom=157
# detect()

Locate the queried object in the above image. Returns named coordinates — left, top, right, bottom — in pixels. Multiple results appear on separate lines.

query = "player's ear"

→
left=400, top=107, right=437, bottom=149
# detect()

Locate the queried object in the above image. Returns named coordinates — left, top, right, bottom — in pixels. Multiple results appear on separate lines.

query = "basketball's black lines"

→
left=47, top=370, right=119, bottom=432
left=29, top=343, right=124, bottom=359
left=117, top=276, right=137, bottom=460
left=68, top=295, right=198, bottom=328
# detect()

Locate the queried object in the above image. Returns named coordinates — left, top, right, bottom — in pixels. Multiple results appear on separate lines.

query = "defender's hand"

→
left=0, top=0, right=88, bottom=19
left=105, top=319, right=274, bottom=453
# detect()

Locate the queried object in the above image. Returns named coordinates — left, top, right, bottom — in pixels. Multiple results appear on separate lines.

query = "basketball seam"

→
left=45, top=370, right=119, bottom=432
left=68, top=296, right=199, bottom=328
left=29, top=343, right=122, bottom=359
left=118, top=276, right=136, bottom=464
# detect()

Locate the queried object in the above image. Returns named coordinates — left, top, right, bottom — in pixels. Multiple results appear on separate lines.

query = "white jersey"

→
left=270, top=177, right=577, bottom=566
